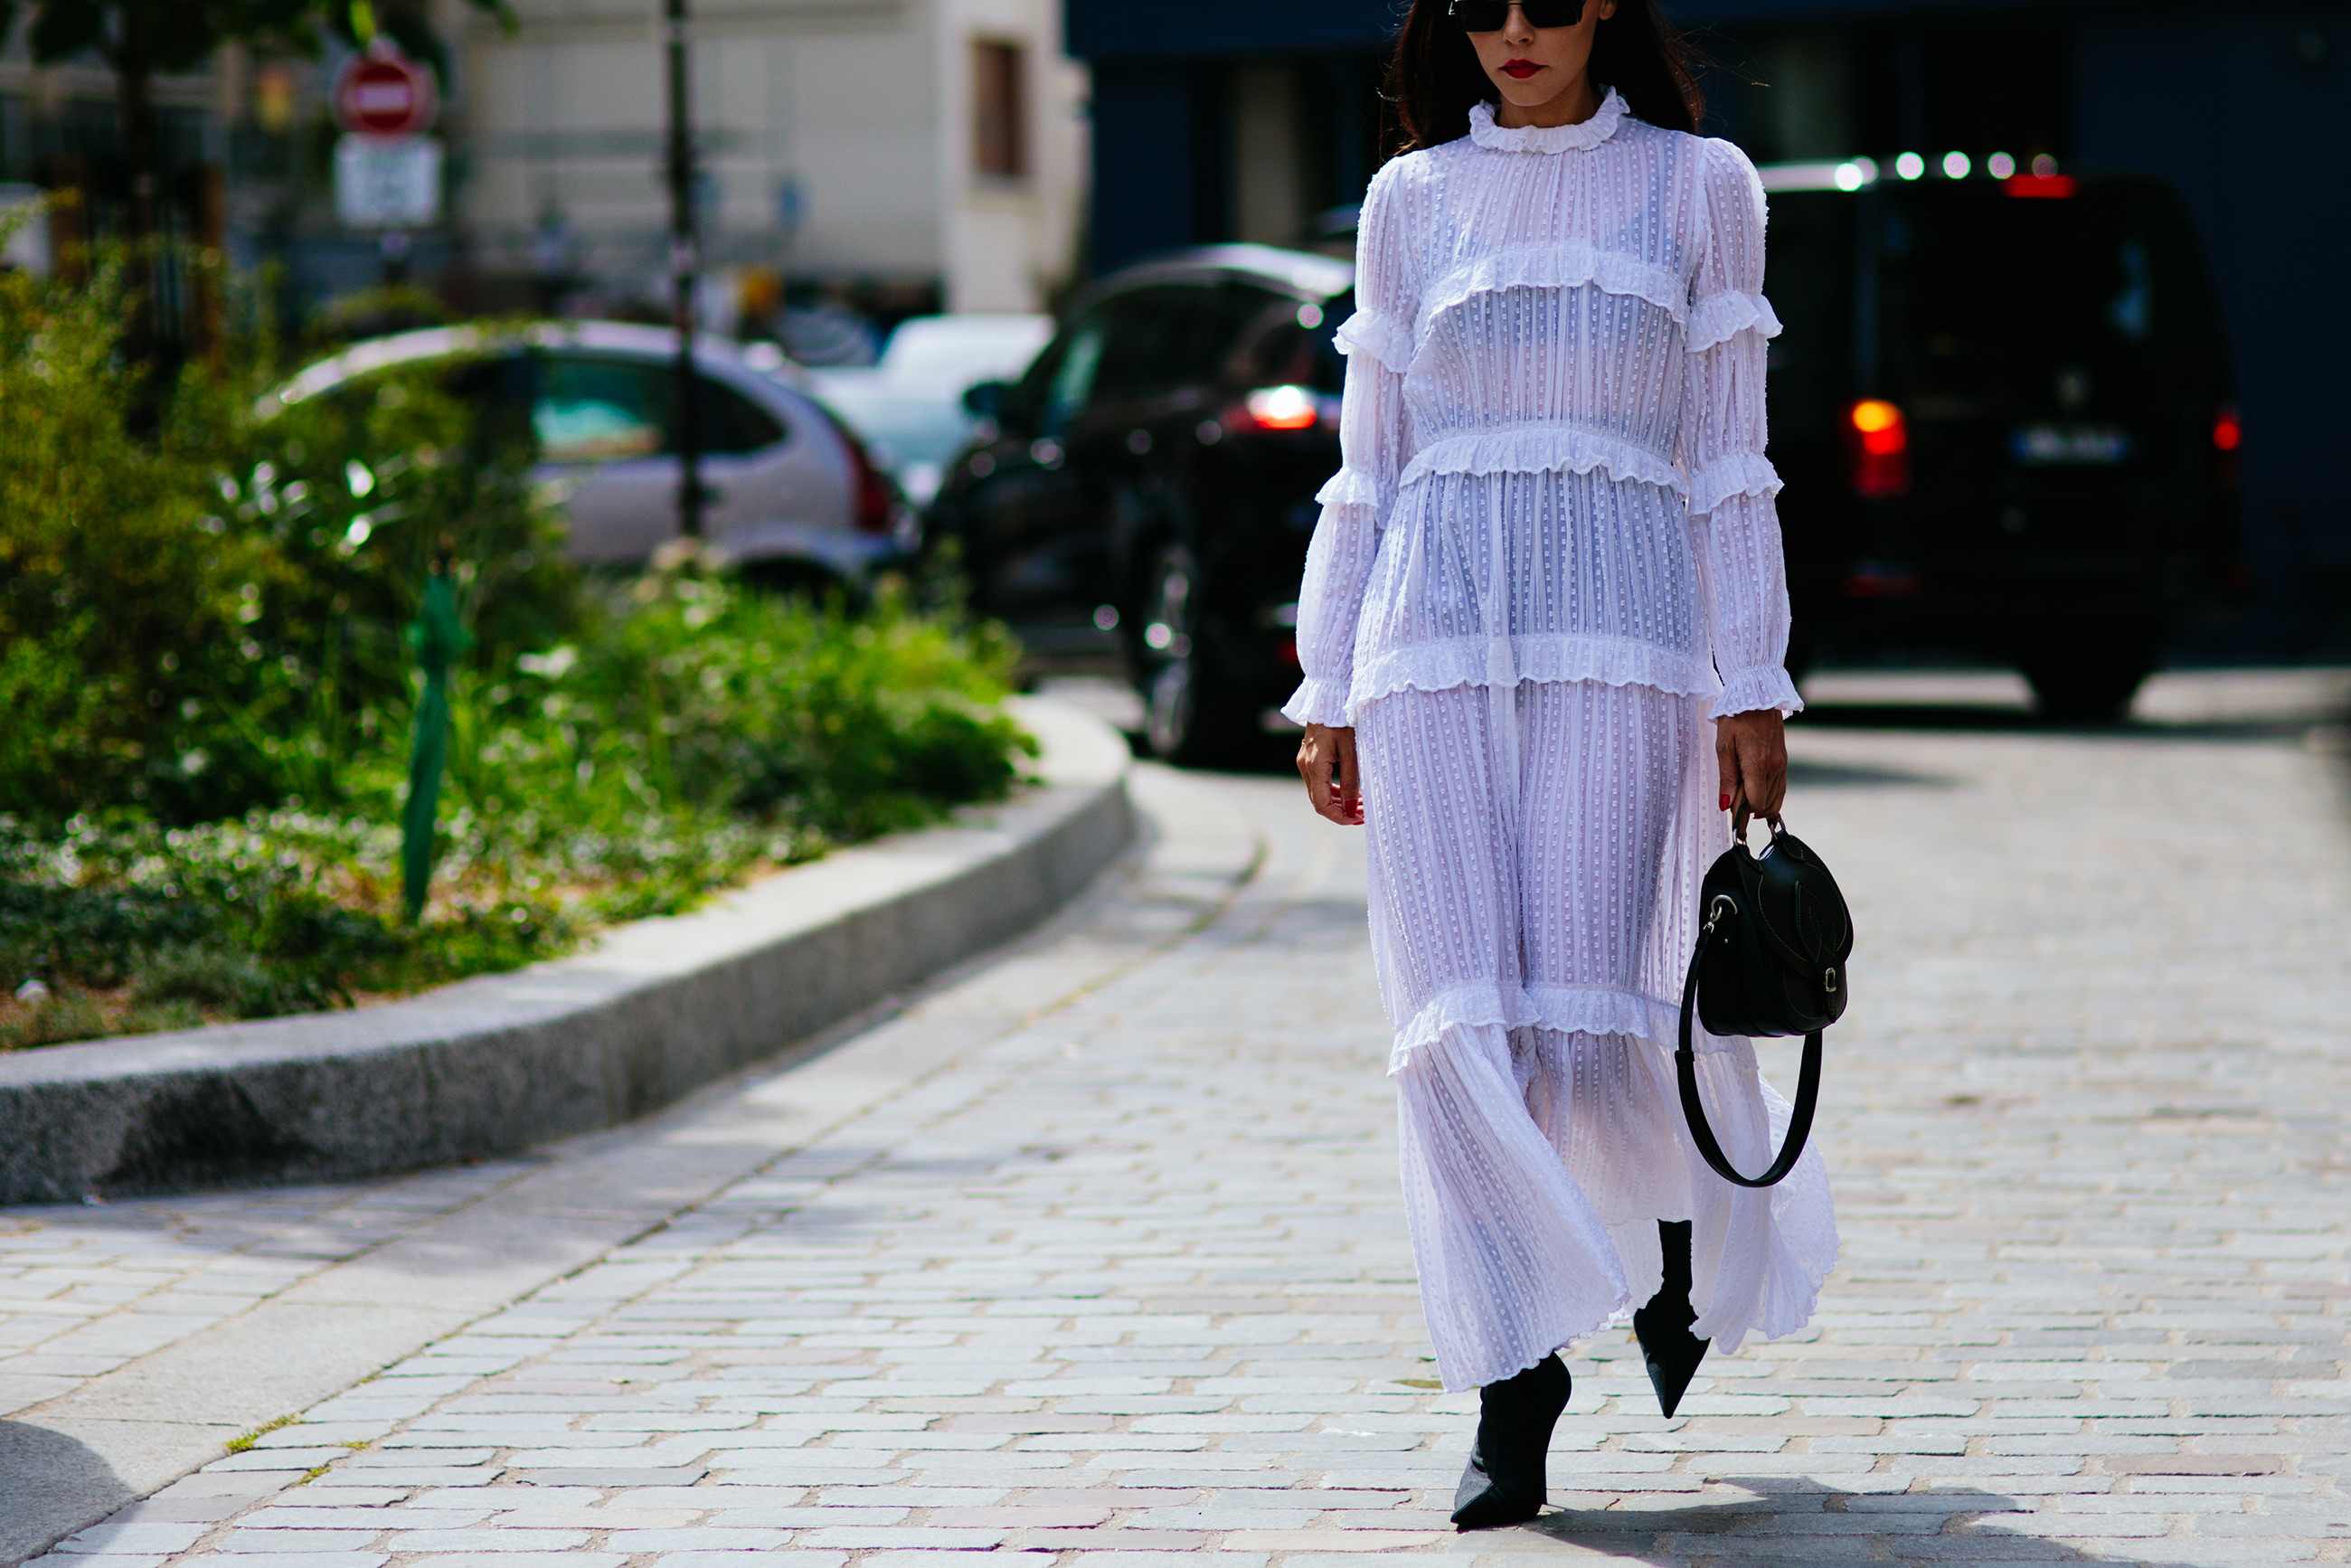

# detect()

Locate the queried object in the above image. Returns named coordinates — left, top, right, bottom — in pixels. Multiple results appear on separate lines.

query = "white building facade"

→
left=453, top=0, right=1088, bottom=319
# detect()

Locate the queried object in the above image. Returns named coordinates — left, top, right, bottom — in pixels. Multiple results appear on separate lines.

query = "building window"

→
left=972, top=40, right=1027, bottom=179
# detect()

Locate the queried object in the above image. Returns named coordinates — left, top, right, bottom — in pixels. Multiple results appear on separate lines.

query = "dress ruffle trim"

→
left=1711, top=665, right=1805, bottom=718
left=1687, top=451, right=1783, bottom=515
left=1687, top=289, right=1785, bottom=353
left=1333, top=309, right=1413, bottom=373
left=1315, top=467, right=1387, bottom=511
left=1348, top=633, right=1720, bottom=721
left=1466, top=90, right=1628, bottom=156
left=1415, top=244, right=1686, bottom=357
left=1398, top=422, right=1685, bottom=496
left=1279, top=676, right=1354, bottom=729
left=1387, top=980, right=1721, bottom=1075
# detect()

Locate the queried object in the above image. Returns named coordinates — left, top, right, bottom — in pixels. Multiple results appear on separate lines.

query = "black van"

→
left=1765, top=161, right=2241, bottom=719
left=932, top=245, right=1356, bottom=760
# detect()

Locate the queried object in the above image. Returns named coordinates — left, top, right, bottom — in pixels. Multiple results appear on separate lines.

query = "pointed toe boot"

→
left=1634, top=1220, right=1712, bottom=1419
left=1449, top=1354, right=1571, bottom=1531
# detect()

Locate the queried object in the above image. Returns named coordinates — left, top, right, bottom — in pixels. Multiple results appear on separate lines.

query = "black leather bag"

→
left=1676, top=815, right=1854, bottom=1189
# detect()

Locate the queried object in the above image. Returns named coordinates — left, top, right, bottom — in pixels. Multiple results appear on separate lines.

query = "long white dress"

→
left=1281, top=90, right=1840, bottom=1393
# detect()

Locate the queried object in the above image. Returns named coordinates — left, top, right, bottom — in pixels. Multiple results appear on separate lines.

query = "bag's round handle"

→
left=1678, top=902, right=1821, bottom=1190
left=1730, top=808, right=1786, bottom=849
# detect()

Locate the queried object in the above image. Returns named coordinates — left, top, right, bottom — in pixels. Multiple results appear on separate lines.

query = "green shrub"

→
left=0, top=251, right=1036, bottom=1043
left=0, top=255, right=575, bottom=825
left=0, top=571, right=1035, bottom=1030
left=0, top=260, right=281, bottom=820
left=0, top=989, right=109, bottom=1051
left=131, top=946, right=285, bottom=1017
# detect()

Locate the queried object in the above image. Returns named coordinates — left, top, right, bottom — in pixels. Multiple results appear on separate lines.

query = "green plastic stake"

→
left=401, top=560, right=468, bottom=921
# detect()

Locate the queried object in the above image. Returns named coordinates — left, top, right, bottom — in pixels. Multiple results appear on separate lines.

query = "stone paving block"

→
left=52, top=1524, right=211, bottom=1555
left=208, top=1530, right=385, bottom=1553
left=796, top=1525, right=1013, bottom=1549
left=383, top=1528, right=594, bottom=1550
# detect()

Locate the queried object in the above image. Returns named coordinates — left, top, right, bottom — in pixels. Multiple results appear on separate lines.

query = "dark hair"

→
left=1388, top=0, right=1704, bottom=153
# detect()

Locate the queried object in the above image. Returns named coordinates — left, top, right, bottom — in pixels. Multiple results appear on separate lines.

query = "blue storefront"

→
left=1066, top=0, right=2351, bottom=654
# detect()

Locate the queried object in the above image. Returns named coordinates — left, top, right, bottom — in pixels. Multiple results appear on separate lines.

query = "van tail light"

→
left=2003, top=174, right=2078, bottom=199
left=2213, top=405, right=2242, bottom=487
left=1844, top=399, right=1912, bottom=498
left=1225, top=385, right=1335, bottom=434
left=830, top=415, right=899, bottom=535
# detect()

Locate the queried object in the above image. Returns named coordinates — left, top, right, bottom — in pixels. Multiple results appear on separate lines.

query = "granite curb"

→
left=0, top=695, right=1134, bottom=1205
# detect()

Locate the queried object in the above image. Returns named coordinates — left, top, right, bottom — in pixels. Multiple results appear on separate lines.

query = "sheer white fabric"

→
left=1280, top=90, right=1803, bottom=727
left=1289, top=93, right=1837, bottom=1391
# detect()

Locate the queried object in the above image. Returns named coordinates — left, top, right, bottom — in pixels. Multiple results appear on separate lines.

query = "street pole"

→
left=664, top=0, right=703, bottom=540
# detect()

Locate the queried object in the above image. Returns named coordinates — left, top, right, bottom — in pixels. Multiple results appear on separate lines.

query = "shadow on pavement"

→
left=1787, top=756, right=1959, bottom=789
left=0, top=1422, right=137, bottom=1566
left=1526, top=1476, right=2174, bottom=1565
left=1795, top=704, right=2329, bottom=743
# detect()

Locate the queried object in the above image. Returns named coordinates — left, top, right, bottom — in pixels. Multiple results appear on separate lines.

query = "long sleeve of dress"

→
left=1280, top=171, right=1413, bottom=729
left=1681, top=139, right=1804, bottom=719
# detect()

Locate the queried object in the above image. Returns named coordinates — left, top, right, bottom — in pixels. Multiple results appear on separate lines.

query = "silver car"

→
left=265, top=321, right=917, bottom=589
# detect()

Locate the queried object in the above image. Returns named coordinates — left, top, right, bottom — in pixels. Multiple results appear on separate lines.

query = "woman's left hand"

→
left=1716, top=709, right=1789, bottom=821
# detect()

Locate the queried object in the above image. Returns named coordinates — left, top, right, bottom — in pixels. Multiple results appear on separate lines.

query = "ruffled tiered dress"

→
left=1281, top=91, right=1839, bottom=1392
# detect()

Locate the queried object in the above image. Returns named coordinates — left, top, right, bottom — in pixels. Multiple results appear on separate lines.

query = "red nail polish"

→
left=1719, top=793, right=1732, bottom=811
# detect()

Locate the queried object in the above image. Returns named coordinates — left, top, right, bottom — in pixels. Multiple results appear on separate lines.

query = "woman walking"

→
left=1288, top=0, right=1838, bottom=1530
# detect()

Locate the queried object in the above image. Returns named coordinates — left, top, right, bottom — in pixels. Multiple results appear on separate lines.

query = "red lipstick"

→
left=1502, top=59, right=1543, bottom=79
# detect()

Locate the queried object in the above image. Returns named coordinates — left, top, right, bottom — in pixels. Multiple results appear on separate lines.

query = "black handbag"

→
left=1676, top=815, right=1853, bottom=1188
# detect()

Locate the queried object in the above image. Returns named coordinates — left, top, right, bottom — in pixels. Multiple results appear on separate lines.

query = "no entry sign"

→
left=334, top=45, right=438, bottom=139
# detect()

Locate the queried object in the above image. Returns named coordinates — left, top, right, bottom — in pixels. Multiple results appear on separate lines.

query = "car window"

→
left=701, top=378, right=786, bottom=454
left=1232, top=288, right=1349, bottom=393
left=1761, top=197, right=1855, bottom=442
left=1008, top=282, right=1289, bottom=431
left=1088, top=287, right=1198, bottom=408
left=535, top=355, right=667, bottom=463
left=1042, top=312, right=1109, bottom=430
left=534, top=354, right=787, bottom=460
left=1884, top=184, right=2218, bottom=385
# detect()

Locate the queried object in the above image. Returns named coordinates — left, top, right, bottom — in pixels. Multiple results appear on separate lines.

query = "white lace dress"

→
left=1281, top=90, right=1840, bottom=1392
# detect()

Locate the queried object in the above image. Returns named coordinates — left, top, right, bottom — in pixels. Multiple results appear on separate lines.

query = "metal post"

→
left=665, top=0, right=703, bottom=539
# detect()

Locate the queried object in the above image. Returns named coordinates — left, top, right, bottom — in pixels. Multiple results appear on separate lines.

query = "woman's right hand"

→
left=1297, top=724, right=1364, bottom=827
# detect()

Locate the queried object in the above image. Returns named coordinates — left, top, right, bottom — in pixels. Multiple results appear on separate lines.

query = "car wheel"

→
left=1138, top=544, right=1247, bottom=765
left=2019, top=637, right=2162, bottom=725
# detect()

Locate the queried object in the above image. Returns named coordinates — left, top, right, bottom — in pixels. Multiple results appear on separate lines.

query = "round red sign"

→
left=334, top=47, right=437, bottom=139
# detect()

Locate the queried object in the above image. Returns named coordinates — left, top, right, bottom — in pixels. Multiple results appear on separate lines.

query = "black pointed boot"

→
left=1632, top=1220, right=1712, bottom=1418
left=1449, top=1353, right=1571, bottom=1530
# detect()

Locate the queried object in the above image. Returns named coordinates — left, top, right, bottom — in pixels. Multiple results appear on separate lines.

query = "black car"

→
left=1765, top=162, right=2240, bottom=719
left=934, top=245, right=1356, bottom=760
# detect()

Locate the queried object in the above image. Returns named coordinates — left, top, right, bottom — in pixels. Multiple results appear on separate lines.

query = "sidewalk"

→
left=8, top=673, right=2349, bottom=1566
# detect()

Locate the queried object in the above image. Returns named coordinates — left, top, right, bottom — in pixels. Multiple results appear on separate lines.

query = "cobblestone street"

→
left=7, top=672, right=2349, bottom=1566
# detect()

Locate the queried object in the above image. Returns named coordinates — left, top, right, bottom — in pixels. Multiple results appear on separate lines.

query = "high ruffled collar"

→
left=1468, top=88, right=1628, bottom=154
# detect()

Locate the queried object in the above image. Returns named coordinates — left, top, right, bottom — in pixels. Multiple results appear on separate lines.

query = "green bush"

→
left=0, top=571, right=1034, bottom=1040
left=0, top=259, right=280, bottom=820
left=0, top=249, right=1036, bottom=1045
left=0, top=245, right=576, bottom=824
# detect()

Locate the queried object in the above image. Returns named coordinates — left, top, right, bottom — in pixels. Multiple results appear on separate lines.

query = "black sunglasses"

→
left=1449, top=0, right=1586, bottom=30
